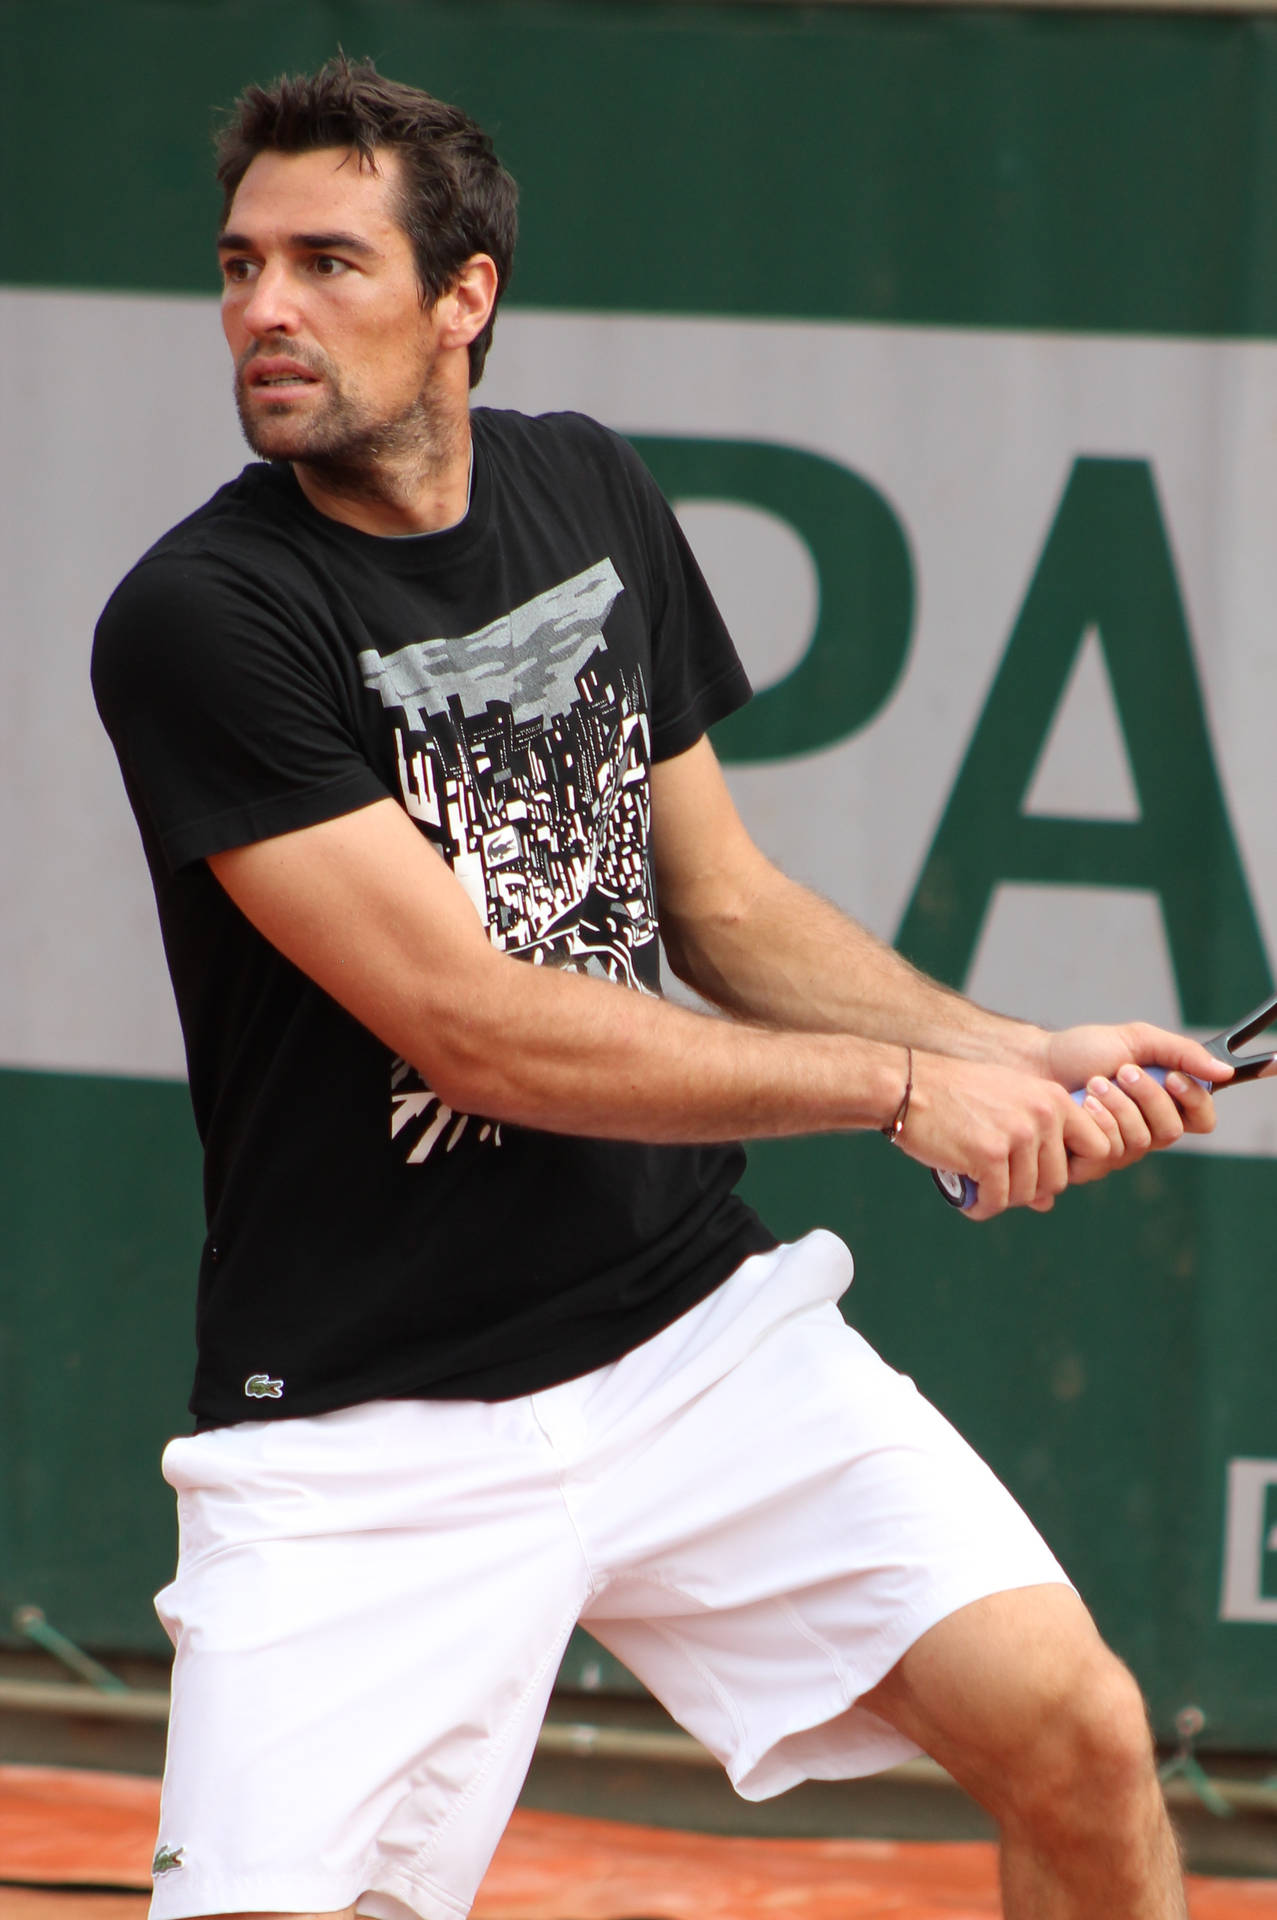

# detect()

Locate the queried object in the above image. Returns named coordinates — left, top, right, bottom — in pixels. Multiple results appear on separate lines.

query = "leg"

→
left=547, top=1234, right=1179, bottom=1914
left=860, top=1584, right=1185, bottom=1919
left=151, top=1403, right=588, bottom=1920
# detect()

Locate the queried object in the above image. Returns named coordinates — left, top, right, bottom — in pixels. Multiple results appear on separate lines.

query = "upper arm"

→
left=207, top=798, right=504, bottom=1096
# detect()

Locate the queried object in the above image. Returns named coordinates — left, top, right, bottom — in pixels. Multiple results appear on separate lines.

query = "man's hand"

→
left=894, top=1053, right=1115, bottom=1220
left=1033, top=1022, right=1230, bottom=1188
left=892, top=1019, right=1230, bottom=1218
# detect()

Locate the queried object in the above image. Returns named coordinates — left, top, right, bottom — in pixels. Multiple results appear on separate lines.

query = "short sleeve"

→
left=593, top=427, right=755, bottom=761
left=92, top=549, right=390, bottom=871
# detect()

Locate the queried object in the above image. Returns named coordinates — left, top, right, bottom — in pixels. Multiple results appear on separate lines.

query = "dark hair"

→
left=215, top=56, right=518, bottom=386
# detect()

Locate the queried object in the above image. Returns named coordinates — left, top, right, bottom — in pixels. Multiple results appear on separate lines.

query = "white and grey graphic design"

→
left=360, top=559, right=656, bottom=1164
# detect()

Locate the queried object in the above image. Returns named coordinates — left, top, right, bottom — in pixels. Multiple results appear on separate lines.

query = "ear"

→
left=437, top=254, right=499, bottom=352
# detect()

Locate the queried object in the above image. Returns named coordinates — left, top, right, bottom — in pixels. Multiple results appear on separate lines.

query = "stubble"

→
left=233, top=348, right=459, bottom=508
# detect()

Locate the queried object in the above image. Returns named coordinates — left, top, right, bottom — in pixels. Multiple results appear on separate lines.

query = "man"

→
left=93, top=56, right=1227, bottom=1920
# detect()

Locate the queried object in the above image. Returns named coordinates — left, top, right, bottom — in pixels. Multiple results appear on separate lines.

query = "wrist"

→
left=880, top=1043, right=913, bottom=1144
left=834, top=1036, right=921, bottom=1134
left=1009, top=1023, right=1054, bottom=1077
left=969, top=1016, right=1051, bottom=1077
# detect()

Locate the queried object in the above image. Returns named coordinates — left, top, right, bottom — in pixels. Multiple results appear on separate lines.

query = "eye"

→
left=219, top=256, right=257, bottom=285
left=311, top=254, right=350, bottom=278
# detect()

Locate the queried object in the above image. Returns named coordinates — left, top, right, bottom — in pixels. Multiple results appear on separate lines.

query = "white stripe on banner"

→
left=2, top=289, right=1273, bottom=1157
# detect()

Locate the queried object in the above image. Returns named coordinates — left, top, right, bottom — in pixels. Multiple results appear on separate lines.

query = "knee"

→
left=1003, top=1649, right=1159, bottom=1834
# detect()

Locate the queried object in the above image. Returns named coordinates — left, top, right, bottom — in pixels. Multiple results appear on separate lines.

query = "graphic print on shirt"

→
left=359, top=558, right=656, bottom=1165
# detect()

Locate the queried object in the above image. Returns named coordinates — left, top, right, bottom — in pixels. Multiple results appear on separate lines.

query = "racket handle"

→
left=931, top=1065, right=1207, bottom=1211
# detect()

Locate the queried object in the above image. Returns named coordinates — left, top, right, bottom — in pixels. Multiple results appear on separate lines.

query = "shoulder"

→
left=156, top=462, right=311, bottom=570
left=473, top=406, right=654, bottom=482
left=98, top=466, right=315, bottom=626
left=471, top=407, right=668, bottom=535
left=91, top=466, right=320, bottom=712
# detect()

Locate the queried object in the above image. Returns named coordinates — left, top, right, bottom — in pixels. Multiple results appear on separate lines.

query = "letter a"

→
left=897, top=458, right=1270, bottom=1027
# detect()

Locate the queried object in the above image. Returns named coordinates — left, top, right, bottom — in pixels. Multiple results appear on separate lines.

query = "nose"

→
left=238, top=261, right=301, bottom=339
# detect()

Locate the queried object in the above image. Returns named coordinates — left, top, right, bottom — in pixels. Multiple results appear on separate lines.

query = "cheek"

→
left=367, top=328, right=437, bottom=395
left=221, top=297, right=247, bottom=354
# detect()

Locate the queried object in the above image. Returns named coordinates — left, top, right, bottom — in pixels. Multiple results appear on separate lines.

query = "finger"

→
left=1061, top=1094, right=1113, bottom=1167
left=1007, top=1134, right=1042, bottom=1210
left=1123, top=1023, right=1234, bottom=1088
left=1063, top=1091, right=1122, bottom=1187
left=1164, top=1070, right=1217, bottom=1135
left=1076, top=1072, right=1153, bottom=1157
left=1113, top=1062, right=1183, bottom=1148
left=1035, top=1128, right=1070, bottom=1206
left=967, top=1176, right=1009, bottom=1222
left=1080, top=1089, right=1123, bottom=1153
left=966, top=1146, right=1011, bottom=1223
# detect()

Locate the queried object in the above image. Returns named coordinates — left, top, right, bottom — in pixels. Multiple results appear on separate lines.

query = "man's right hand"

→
left=894, top=1052, right=1114, bottom=1219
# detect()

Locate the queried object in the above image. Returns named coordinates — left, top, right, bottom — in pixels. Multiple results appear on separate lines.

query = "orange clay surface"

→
left=2, top=1763, right=1275, bottom=1920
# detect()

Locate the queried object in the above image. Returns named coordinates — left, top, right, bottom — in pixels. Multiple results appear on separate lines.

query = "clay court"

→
left=2, top=1760, right=1275, bottom=1920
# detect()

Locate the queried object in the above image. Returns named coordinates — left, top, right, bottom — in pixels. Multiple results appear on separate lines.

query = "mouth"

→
left=242, top=357, right=323, bottom=397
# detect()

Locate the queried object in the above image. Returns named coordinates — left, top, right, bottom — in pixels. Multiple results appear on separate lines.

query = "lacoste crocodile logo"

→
left=244, top=1373, right=284, bottom=1399
left=152, top=1845, right=185, bottom=1875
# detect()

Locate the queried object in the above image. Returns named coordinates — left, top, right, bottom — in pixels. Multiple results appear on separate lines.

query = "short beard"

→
left=233, top=362, right=451, bottom=503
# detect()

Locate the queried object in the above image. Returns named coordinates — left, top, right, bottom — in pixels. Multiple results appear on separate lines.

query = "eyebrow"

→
left=216, top=228, right=381, bottom=257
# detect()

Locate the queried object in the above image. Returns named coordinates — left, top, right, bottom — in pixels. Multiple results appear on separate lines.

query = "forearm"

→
left=663, top=856, right=1046, bottom=1071
left=207, top=802, right=910, bottom=1145
left=656, top=858, right=1231, bottom=1207
left=401, top=948, right=910, bottom=1142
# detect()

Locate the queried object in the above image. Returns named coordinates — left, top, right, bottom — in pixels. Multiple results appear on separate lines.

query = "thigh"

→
left=152, top=1399, right=587, bottom=1920
left=576, top=1274, right=1071, bottom=1800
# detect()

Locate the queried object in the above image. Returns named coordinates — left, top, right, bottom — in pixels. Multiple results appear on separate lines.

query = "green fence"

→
left=1, top=0, right=1274, bottom=1753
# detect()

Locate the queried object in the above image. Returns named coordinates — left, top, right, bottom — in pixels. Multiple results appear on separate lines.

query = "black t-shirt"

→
left=93, top=408, right=776, bottom=1426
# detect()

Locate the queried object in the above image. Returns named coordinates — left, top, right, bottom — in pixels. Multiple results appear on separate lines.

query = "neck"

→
left=292, top=392, right=473, bottom=537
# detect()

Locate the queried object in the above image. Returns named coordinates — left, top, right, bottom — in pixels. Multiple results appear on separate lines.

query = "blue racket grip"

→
left=931, top=1065, right=1206, bottom=1211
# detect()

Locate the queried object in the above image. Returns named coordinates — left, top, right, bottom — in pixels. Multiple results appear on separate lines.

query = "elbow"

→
left=404, top=1031, right=513, bottom=1122
left=659, top=891, right=754, bottom=1009
left=660, top=926, right=695, bottom=990
left=392, top=978, right=539, bottom=1126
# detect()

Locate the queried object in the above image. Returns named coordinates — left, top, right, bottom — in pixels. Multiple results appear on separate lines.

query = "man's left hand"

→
left=1033, top=1022, right=1230, bottom=1186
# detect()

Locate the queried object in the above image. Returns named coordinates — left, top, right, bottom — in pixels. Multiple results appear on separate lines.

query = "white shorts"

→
left=150, top=1229, right=1069, bottom=1920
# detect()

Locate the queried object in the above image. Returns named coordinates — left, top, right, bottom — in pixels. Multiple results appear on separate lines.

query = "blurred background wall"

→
left=0, top=0, right=1274, bottom=1752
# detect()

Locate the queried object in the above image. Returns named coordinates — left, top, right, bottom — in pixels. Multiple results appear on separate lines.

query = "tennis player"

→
left=92, top=57, right=1227, bottom=1920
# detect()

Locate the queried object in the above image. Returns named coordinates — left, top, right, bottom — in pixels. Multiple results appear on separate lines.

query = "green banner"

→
left=6, top=0, right=1277, bottom=337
